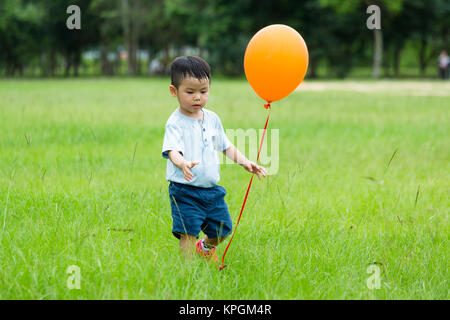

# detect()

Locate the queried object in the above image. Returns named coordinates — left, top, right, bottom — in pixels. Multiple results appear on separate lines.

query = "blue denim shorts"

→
left=168, top=181, right=233, bottom=239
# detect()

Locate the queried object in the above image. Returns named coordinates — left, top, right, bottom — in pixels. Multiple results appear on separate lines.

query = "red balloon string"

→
left=219, top=102, right=272, bottom=270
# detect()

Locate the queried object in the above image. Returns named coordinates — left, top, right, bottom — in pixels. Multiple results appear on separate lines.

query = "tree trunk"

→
left=121, top=0, right=140, bottom=76
left=393, top=45, right=402, bottom=77
left=162, top=44, right=170, bottom=75
left=121, top=0, right=132, bottom=75
left=40, top=52, right=48, bottom=77
left=308, top=57, right=317, bottom=79
left=372, top=29, right=383, bottom=79
left=383, top=50, right=390, bottom=77
left=418, top=35, right=427, bottom=76
left=115, top=49, right=121, bottom=75
left=100, top=41, right=111, bottom=75
left=49, top=48, right=57, bottom=76
left=443, top=27, right=449, bottom=52
left=73, top=51, right=81, bottom=77
left=147, top=48, right=153, bottom=75
left=64, top=52, right=72, bottom=76
left=128, top=38, right=137, bottom=75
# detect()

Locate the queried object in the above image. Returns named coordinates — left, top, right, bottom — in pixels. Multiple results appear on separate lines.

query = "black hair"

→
left=170, top=56, right=211, bottom=89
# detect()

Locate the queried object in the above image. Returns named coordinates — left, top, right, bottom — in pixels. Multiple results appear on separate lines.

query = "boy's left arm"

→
left=222, top=145, right=268, bottom=180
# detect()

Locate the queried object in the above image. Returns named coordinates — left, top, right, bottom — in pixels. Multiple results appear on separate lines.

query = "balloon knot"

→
left=264, top=102, right=271, bottom=109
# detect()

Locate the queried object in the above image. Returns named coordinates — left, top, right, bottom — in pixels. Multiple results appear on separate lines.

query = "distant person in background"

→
left=438, top=50, right=449, bottom=79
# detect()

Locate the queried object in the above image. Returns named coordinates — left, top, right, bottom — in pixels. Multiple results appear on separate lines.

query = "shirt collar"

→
left=176, top=107, right=205, bottom=122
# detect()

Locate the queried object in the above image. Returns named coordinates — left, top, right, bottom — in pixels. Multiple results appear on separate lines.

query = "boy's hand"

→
left=182, top=160, right=200, bottom=182
left=242, top=160, right=268, bottom=180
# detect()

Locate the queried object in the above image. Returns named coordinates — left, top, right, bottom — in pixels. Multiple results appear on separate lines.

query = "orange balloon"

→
left=244, top=24, right=309, bottom=103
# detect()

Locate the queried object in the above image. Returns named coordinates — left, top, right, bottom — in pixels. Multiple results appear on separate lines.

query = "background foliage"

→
left=0, top=0, right=448, bottom=77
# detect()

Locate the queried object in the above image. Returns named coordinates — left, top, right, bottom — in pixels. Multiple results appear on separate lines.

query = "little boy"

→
left=162, top=56, right=267, bottom=263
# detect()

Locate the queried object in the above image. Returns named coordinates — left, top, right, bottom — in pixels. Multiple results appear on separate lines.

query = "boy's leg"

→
left=202, top=185, right=232, bottom=249
left=179, top=234, right=197, bottom=259
left=203, top=234, right=227, bottom=247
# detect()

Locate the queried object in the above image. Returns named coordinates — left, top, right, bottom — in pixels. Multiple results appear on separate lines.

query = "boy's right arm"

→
left=168, top=150, right=199, bottom=183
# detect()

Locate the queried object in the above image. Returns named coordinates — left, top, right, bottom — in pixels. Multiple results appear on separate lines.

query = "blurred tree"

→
left=139, top=0, right=173, bottom=74
left=92, top=0, right=165, bottom=76
left=90, top=0, right=122, bottom=75
left=0, top=0, right=43, bottom=76
left=246, top=0, right=367, bottom=78
left=150, top=0, right=253, bottom=76
left=0, top=0, right=447, bottom=78
left=320, top=0, right=403, bottom=78
left=401, top=0, right=449, bottom=76
left=153, top=0, right=198, bottom=74
left=199, top=0, right=253, bottom=76
left=120, top=0, right=148, bottom=75
left=290, top=0, right=338, bottom=79
left=38, top=0, right=100, bottom=76
left=383, top=7, right=411, bottom=76
left=138, top=0, right=167, bottom=74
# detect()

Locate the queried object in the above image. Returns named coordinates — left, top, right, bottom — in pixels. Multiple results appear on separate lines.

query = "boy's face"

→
left=170, top=76, right=210, bottom=116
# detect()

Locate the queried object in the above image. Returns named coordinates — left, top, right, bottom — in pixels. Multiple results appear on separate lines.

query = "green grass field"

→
left=0, top=78, right=448, bottom=299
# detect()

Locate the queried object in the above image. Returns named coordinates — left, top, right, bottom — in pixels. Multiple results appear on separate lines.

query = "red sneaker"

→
left=195, top=239, right=219, bottom=265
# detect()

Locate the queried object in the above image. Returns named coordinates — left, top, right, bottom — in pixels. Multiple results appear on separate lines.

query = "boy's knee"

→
left=205, top=235, right=227, bottom=246
left=179, top=234, right=197, bottom=242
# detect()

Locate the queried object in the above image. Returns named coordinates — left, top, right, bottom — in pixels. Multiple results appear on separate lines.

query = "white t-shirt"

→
left=162, top=108, right=231, bottom=188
